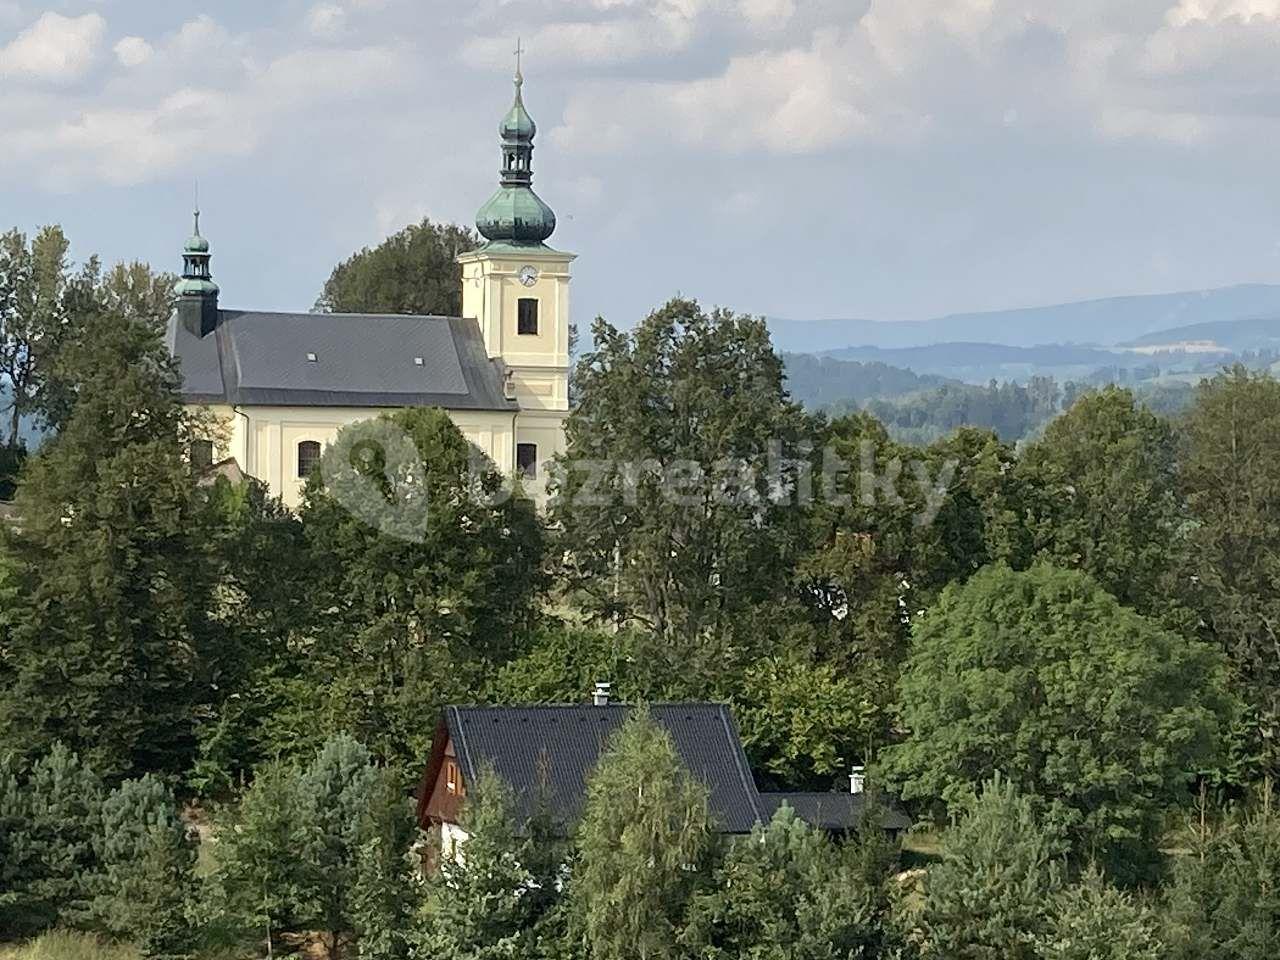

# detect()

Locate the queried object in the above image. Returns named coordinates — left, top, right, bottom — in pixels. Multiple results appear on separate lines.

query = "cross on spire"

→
left=514, top=37, right=524, bottom=83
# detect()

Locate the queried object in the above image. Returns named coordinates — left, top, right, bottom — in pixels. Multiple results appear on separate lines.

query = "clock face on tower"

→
left=518, top=265, right=538, bottom=287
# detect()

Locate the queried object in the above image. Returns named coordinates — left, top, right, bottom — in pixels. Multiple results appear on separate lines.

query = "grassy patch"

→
left=0, top=932, right=139, bottom=960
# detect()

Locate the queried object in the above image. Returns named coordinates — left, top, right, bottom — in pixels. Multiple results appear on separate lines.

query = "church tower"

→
left=457, top=52, right=574, bottom=484
left=175, top=209, right=219, bottom=337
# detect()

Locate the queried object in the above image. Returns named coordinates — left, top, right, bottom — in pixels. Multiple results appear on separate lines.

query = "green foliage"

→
left=0, top=261, right=215, bottom=780
left=213, top=737, right=415, bottom=959
left=189, top=477, right=309, bottom=798
left=316, top=218, right=476, bottom=316
left=863, top=375, right=1062, bottom=444
left=881, top=563, right=1235, bottom=880
left=298, top=736, right=387, bottom=960
left=1163, top=799, right=1280, bottom=959
left=0, top=744, right=104, bottom=936
left=572, top=709, right=713, bottom=960
left=212, top=761, right=314, bottom=951
left=1179, top=367, right=1280, bottom=773
left=732, top=651, right=884, bottom=790
left=1039, top=866, right=1162, bottom=960
left=0, top=226, right=71, bottom=447
left=418, top=770, right=566, bottom=960
left=552, top=298, right=812, bottom=648
left=348, top=781, right=419, bottom=960
left=1018, top=386, right=1184, bottom=616
left=90, top=776, right=196, bottom=958
left=913, top=777, right=1064, bottom=960
left=290, top=408, right=546, bottom=780
left=681, top=804, right=898, bottom=959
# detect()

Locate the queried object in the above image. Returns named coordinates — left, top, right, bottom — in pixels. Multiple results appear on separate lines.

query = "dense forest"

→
left=3, top=222, right=1280, bottom=958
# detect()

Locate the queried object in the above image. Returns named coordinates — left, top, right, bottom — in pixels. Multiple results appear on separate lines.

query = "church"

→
left=167, top=65, right=572, bottom=508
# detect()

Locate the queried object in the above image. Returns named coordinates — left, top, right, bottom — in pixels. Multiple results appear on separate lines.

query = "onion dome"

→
left=175, top=209, right=219, bottom=297
left=476, top=62, right=556, bottom=246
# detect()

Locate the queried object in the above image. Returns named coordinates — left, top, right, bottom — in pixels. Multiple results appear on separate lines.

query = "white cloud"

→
left=739, top=0, right=796, bottom=29
left=0, top=11, right=105, bottom=83
left=307, top=3, right=347, bottom=38
left=1168, top=0, right=1280, bottom=26
left=114, top=36, right=154, bottom=68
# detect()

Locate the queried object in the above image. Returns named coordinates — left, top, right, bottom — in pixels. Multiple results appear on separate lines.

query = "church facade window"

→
left=517, top=443, right=538, bottom=479
left=297, top=440, right=322, bottom=479
left=517, top=298, right=539, bottom=335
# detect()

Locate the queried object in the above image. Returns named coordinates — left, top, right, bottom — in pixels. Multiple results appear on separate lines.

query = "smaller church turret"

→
left=474, top=46, right=557, bottom=248
left=175, top=209, right=220, bottom=337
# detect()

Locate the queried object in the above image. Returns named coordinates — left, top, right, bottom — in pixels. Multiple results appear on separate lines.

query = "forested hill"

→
left=781, top=353, right=954, bottom=408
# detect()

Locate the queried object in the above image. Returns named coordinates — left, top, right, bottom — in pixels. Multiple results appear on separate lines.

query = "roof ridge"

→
left=220, top=309, right=465, bottom=322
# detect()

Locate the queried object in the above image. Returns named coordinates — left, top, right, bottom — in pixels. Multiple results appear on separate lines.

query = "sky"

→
left=3, top=0, right=1280, bottom=328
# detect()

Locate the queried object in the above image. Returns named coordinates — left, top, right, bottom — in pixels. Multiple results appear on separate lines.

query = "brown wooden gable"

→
left=416, top=716, right=467, bottom=828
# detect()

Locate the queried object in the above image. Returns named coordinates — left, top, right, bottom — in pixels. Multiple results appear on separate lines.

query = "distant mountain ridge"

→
left=767, top=284, right=1280, bottom=353
left=1122, top=314, right=1280, bottom=351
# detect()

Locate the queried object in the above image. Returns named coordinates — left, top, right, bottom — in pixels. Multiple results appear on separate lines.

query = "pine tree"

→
left=298, top=735, right=384, bottom=960
left=1039, top=866, right=1161, bottom=960
left=681, top=804, right=898, bottom=959
left=214, top=761, right=315, bottom=954
left=91, top=775, right=197, bottom=958
left=914, top=777, right=1064, bottom=960
left=348, top=775, right=419, bottom=960
left=572, top=709, right=713, bottom=960
left=0, top=743, right=104, bottom=936
left=418, top=769, right=561, bottom=960
left=1164, top=796, right=1280, bottom=960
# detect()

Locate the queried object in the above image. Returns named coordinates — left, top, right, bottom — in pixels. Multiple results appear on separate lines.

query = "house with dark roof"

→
left=167, top=63, right=571, bottom=508
left=416, top=688, right=909, bottom=858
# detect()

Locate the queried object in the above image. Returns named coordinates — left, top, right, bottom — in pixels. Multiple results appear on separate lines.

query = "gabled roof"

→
left=419, top=703, right=768, bottom=835
left=762, top=792, right=912, bottom=833
left=167, top=310, right=517, bottom=411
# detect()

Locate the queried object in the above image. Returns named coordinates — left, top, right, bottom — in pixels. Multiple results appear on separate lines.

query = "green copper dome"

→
left=175, top=210, right=219, bottom=298
left=476, top=68, right=556, bottom=247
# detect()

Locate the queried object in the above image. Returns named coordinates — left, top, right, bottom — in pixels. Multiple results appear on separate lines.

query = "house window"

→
left=297, top=440, right=322, bottom=479
left=516, top=443, right=538, bottom=480
left=517, top=298, right=539, bottom=335
left=445, top=758, right=463, bottom=796
left=190, top=439, right=214, bottom=472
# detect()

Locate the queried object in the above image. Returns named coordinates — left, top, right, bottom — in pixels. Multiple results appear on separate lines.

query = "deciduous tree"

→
left=881, top=563, right=1235, bottom=881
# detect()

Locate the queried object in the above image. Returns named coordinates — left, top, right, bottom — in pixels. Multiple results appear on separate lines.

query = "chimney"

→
left=849, top=765, right=866, bottom=795
left=592, top=681, right=611, bottom=707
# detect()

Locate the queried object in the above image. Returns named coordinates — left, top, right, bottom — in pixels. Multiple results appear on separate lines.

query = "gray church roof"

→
left=167, top=309, right=517, bottom=411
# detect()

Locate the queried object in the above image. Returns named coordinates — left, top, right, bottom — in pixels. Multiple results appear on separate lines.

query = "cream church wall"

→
left=205, top=405, right=521, bottom=510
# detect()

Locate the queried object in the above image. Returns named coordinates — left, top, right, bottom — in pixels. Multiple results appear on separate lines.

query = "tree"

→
left=91, top=775, right=197, bottom=958
left=316, top=218, right=476, bottom=316
left=572, top=709, right=713, bottom=960
left=681, top=804, right=898, bottom=959
left=0, top=743, right=104, bottom=936
left=913, top=777, right=1063, bottom=960
left=0, top=262, right=218, bottom=779
left=1179, top=367, right=1280, bottom=774
left=213, top=761, right=315, bottom=954
left=1039, top=866, right=1162, bottom=960
left=418, top=770, right=566, bottom=960
left=880, top=563, right=1235, bottom=880
left=290, top=407, right=546, bottom=779
left=0, top=226, right=70, bottom=447
left=1164, top=798, right=1280, bottom=960
left=348, top=778, right=419, bottom=960
left=298, top=735, right=385, bottom=960
left=551, top=298, right=812, bottom=652
left=189, top=476, right=310, bottom=798
left=1018, top=386, right=1184, bottom=617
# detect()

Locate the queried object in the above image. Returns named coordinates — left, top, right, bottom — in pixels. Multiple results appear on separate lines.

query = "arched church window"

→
left=297, top=440, right=322, bottom=479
